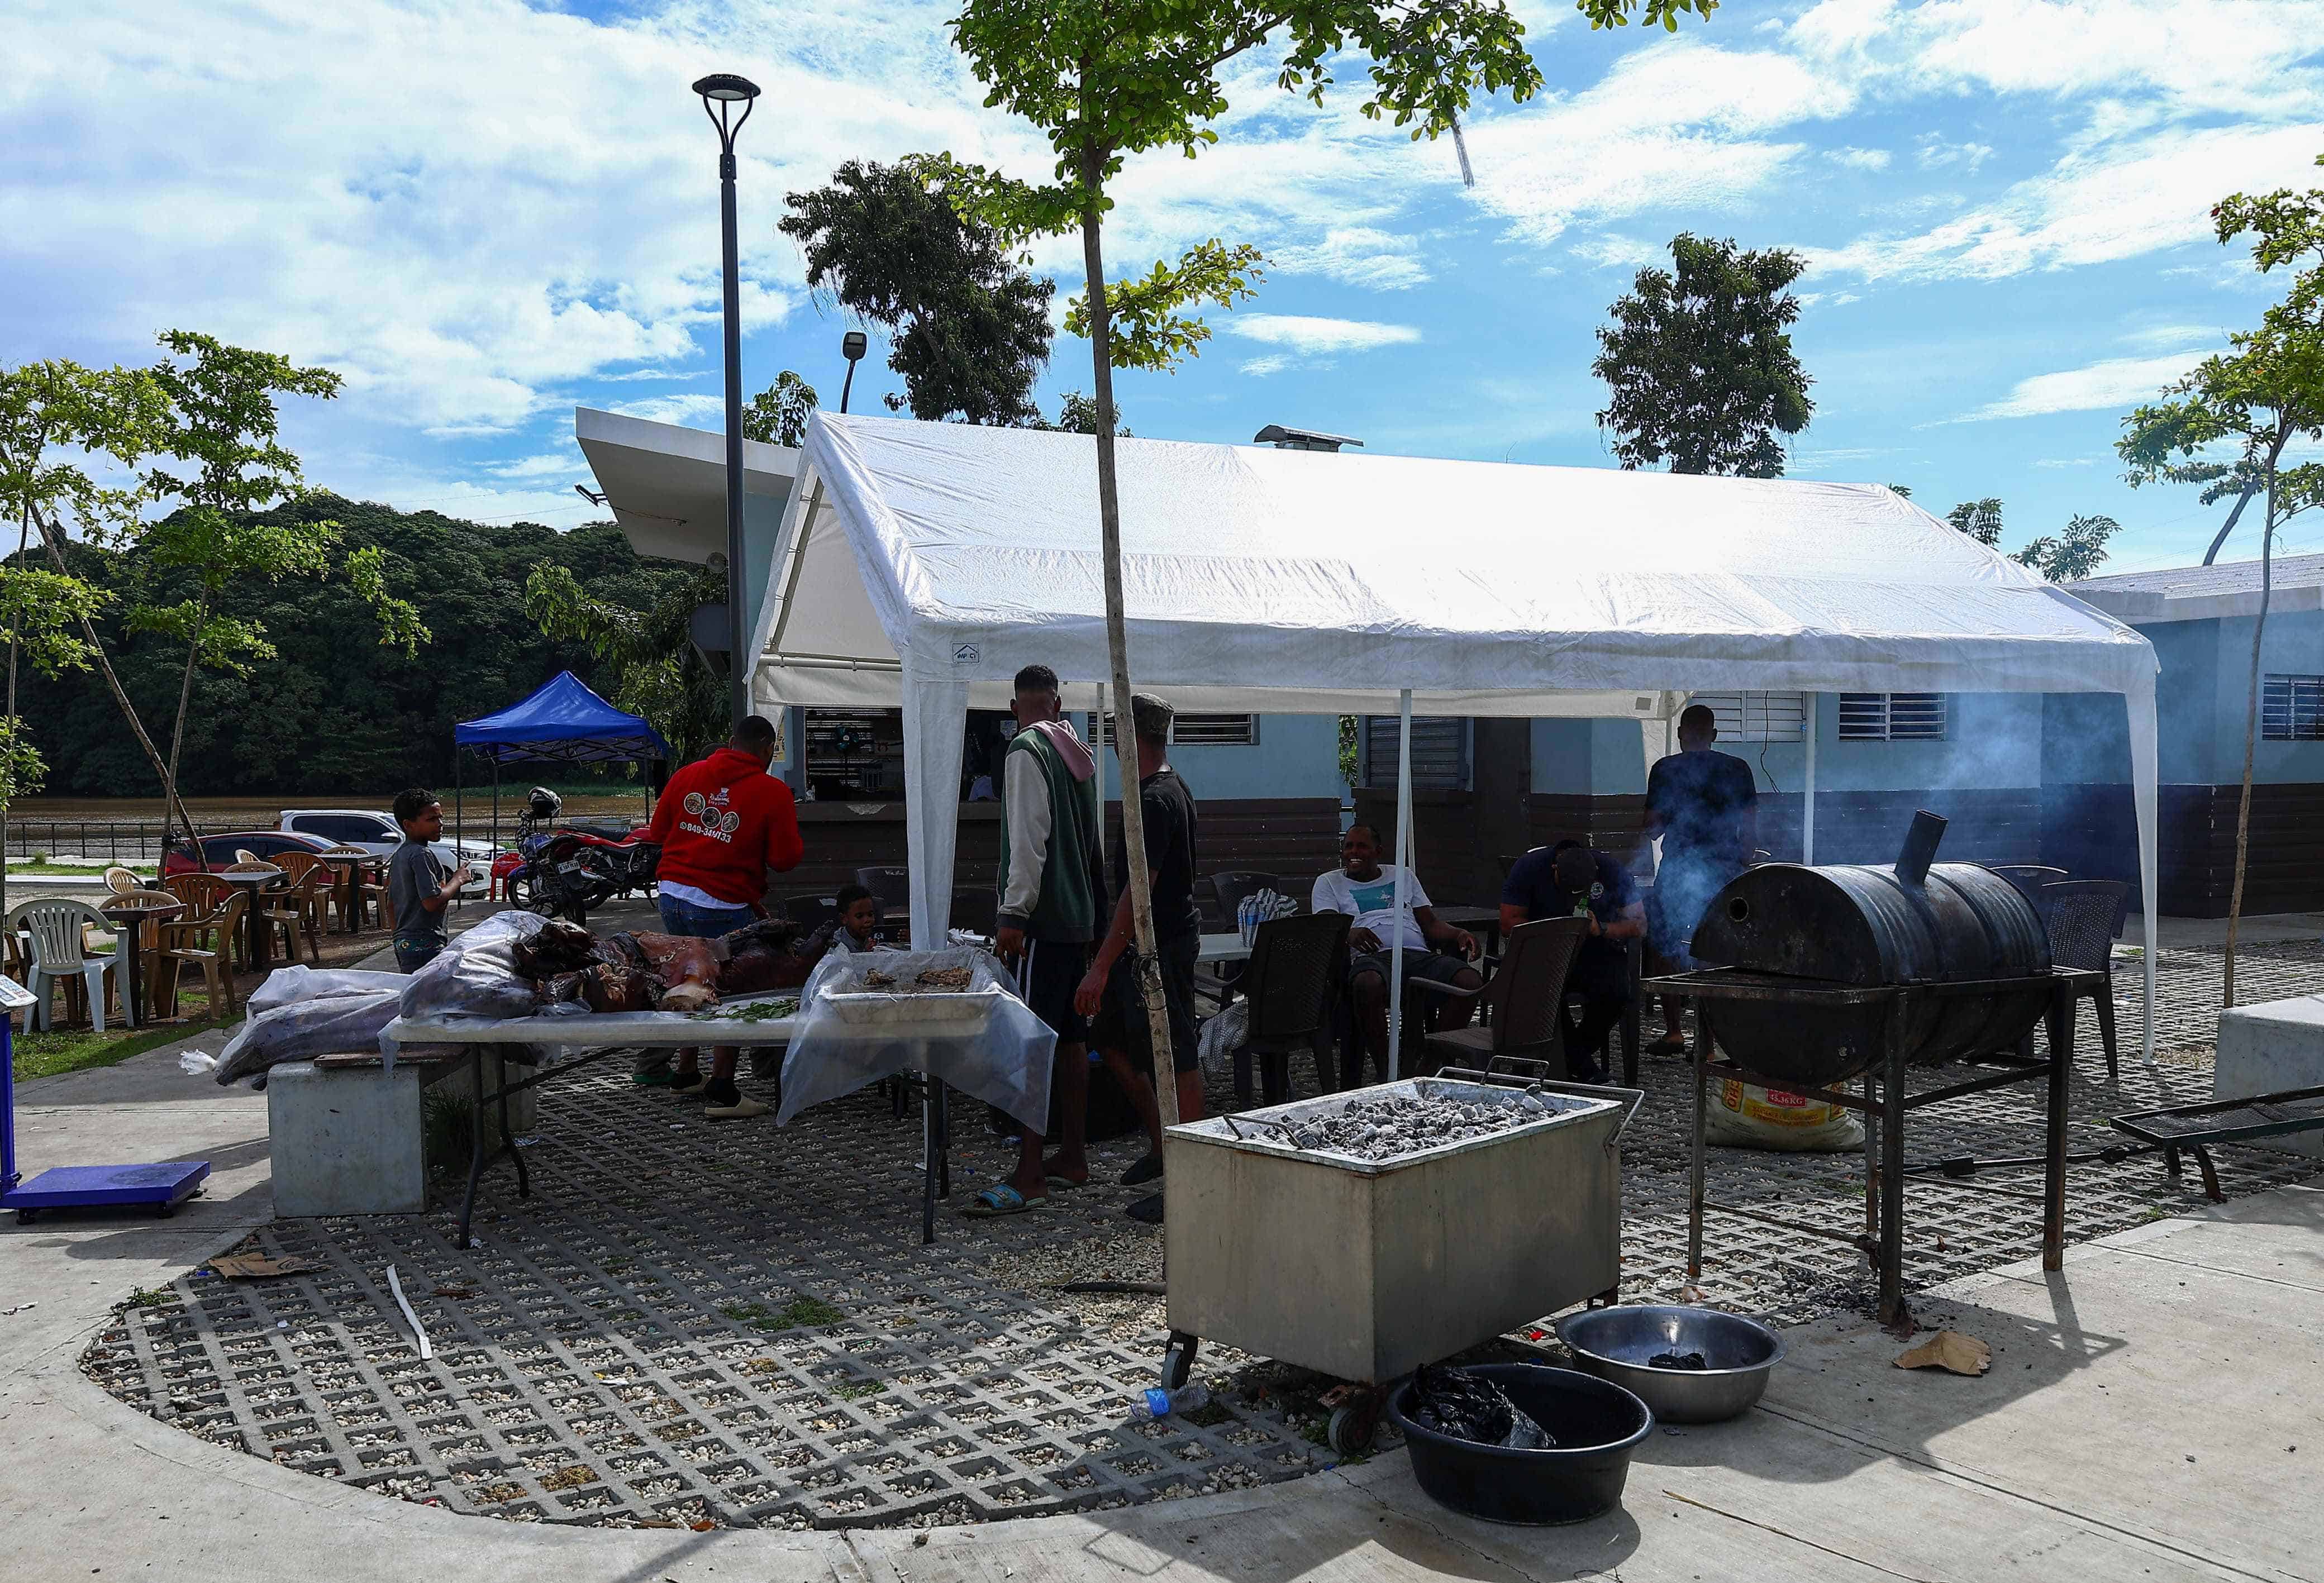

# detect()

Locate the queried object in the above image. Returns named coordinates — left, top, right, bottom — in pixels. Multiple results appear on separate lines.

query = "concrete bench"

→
left=2213, top=995, right=2324, bottom=1159
left=268, top=1048, right=540, bottom=1216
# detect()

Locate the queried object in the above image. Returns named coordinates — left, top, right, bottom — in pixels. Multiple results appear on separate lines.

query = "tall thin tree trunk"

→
left=2202, top=478, right=2261, bottom=566
left=2223, top=429, right=2289, bottom=1006
left=29, top=503, right=205, bottom=850
left=1079, top=147, right=1179, bottom=1131
left=161, top=590, right=209, bottom=855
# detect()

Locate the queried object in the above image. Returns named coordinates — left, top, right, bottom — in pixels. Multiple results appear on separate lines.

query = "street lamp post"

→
left=694, top=71, right=760, bottom=732
left=840, top=330, right=868, bottom=413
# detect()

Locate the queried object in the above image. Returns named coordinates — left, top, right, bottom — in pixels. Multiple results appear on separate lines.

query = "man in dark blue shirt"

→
left=1501, top=840, right=1645, bottom=1083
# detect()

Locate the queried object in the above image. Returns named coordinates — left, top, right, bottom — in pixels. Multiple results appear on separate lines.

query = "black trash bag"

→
left=511, top=919, right=599, bottom=978
left=1407, top=1363, right=1555, bottom=1450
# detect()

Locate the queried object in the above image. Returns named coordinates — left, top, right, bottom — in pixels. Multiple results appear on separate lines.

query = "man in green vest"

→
left=969, top=663, right=1106, bottom=1216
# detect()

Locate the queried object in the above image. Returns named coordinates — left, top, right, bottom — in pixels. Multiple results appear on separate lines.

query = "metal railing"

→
left=5, top=819, right=169, bottom=863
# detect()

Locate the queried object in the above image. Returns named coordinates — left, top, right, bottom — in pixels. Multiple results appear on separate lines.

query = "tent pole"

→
left=453, top=748, right=463, bottom=913
left=492, top=758, right=500, bottom=898
left=1389, top=689, right=1413, bottom=1080
left=1802, top=693, right=1817, bottom=865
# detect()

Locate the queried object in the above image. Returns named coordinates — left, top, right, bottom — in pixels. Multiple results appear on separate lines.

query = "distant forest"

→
left=19, top=495, right=692, bottom=798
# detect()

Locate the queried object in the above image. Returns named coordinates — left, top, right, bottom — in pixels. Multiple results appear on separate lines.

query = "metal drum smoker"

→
left=1160, top=1073, right=1640, bottom=1453
left=1648, top=811, right=2103, bottom=1326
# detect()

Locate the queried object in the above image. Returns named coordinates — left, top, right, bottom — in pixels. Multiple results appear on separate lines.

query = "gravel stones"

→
left=1264, top=1091, right=1578, bottom=1162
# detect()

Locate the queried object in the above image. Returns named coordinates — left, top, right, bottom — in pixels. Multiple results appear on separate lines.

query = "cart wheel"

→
left=154, top=1201, right=175, bottom=1218
left=15, top=1209, right=35, bottom=1225
left=1158, top=1333, right=1198, bottom=1393
left=1327, top=1399, right=1380, bottom=1457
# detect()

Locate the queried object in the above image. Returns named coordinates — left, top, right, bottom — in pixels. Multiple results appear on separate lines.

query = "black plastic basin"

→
left=1388, top=1363, right=1654, bottom=1525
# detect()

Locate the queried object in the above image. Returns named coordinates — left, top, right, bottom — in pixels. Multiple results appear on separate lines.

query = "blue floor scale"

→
left=2, top=976, right=209, bottom=1224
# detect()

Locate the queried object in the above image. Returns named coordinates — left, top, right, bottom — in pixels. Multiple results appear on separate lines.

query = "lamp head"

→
left=842, top=330, right=868, bottom=363
left=692, top=73, right=760, bottom=102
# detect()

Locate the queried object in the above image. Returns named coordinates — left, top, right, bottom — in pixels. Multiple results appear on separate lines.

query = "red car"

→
left=160, top=829, right=336, bottom=877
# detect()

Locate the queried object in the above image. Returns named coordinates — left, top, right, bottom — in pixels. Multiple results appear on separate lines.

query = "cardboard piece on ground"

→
left=207, top=1254, right=322, bottom=1280
left=1895, top=1329, right=1991, bottom=1376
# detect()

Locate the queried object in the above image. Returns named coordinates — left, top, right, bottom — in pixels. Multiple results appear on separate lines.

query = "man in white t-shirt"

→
left=1312, top=823, right=1482, bottom=1084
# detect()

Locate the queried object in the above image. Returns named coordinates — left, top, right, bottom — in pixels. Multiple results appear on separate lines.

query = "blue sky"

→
left=5, top=0, right=2321, bottom=574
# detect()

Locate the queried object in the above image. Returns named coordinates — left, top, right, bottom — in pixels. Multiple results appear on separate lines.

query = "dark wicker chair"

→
left=2040, top=879, right=2131, bottom=1080
left=782, top=894, right=837, bottom=928
left=1424, top=917, right=1590, bottom=1077
left=1236, top=910, right=1351, bottom=1105
left=1990, top=864, right=2070, bottom=908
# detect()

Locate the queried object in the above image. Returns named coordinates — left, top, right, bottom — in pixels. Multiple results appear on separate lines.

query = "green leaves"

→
left=1578, top=0, right=1720, bottom=34
left=780, top=160, right=1054, bottom=426
left=742, top=371, right=819, bottom=448
left=0, top=566, right=108, bottom=677
left=524, top=556, right=728, bottom=762
left=1947, top=498, right=2004, bottom=548
left=1591, top=232, right=1814, bottom=478
left=1064, top=240, right=1267, bottom=372
left=345, top=545, right=431, bottom=656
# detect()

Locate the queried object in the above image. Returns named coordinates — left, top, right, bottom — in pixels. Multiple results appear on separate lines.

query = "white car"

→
left=278, top=808, right=494, bottom=895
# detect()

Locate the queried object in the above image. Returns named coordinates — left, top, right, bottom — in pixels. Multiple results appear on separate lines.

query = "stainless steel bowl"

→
left=1554, top=1305, right=1785, bottom=1424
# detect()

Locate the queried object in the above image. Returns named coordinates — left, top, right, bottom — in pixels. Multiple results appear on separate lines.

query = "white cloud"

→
left=487, top=451, right=587, bottom=481
left=1270, top=227, right=1431, bottom=291
left=2119, top=322, right=2227, bottom=351
left=608, top=393, right=731, bottom=425
left=1915, top=135, right=1993, bottom=173
left=1240, top=356, right=1292, bottom=378
left=1223, top=314, right=1422, bottom=355
left=1825, top=146, right=1893, bottom=170
left=1954, top=350, right=2205, bottom=422
left=1570, top=234, right=1666, bottom=271
left=1808, top=123, right=2324, bottom=282
left=2035, top=456, right=2098, bottom=468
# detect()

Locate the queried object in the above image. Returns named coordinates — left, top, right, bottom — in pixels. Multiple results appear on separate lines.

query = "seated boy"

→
left=832, top=883, right=884, bottom=953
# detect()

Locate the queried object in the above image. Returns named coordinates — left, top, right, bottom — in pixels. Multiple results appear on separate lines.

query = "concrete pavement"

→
left=2, top=1026, right=2317, bottom=1581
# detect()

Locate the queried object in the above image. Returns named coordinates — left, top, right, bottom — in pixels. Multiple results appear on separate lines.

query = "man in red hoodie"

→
left=643, top=714, right=804, bottom=1118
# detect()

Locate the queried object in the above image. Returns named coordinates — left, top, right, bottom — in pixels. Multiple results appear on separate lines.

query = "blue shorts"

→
left=395, top=940, right=444, bottom=974
left=657, top=895, right=756, bottom=940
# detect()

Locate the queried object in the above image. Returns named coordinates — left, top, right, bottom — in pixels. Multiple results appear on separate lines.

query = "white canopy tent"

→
left=754, top=413, right=2164, bottom=1059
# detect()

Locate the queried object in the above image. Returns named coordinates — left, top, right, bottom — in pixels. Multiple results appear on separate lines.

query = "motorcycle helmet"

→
left=526, top=786, right=563, bottom=822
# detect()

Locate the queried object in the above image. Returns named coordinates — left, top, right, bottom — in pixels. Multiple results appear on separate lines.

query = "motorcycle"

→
left=499, top=788, right=658, bottom=923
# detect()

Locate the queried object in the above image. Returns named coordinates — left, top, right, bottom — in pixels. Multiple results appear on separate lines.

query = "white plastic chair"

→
left=8, top=898, right=127, bottom=1032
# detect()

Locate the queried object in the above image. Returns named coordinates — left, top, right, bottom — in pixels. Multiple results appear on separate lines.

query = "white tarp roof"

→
left=753, top=412, right=2158, bottom=713
left=752, top=411, right=2159, bottom=1058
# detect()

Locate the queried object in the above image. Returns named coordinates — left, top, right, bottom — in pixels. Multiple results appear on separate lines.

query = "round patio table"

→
left=218, top=864, right=285, bottom=975
left=314, top=848, right=376, bottom=935
left=96, top=891, right=184, bottom=1027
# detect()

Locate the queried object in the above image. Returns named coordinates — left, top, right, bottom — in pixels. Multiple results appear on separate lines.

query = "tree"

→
left=115, top=332, right=427, bottom=850
left=1593, top=232, right=1812, bottom=478
left=1046, top=392, right=1129, bottom=436
left=523, top=557, right=730, bottom=766
left=2120, top=152, right=2324, bottom=1003
left=743, top=371, right=818, bottom=447
left=1947, top=498, right=2003, bottom=547
left=934, top=0, right=1677, bottom=1127
left=1902, top=489, right=2123, bottom=581
left=779, top=160, right=1056, bottom=426
left=0, top=357, right=186, bottom=904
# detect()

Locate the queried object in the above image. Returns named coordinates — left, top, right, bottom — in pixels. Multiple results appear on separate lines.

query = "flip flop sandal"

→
left=964, top=1184, right=1049, bottom=1218
left=1121, top=1152, right=1165, bottom=1187
left=1044, top=1173, right=1089, bottom=1190
left=1646, top=1032, right=1690, bottom=1055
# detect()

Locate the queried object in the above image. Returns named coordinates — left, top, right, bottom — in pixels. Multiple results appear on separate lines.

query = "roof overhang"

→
left=2069, top=584, right=2324, bottom=626
left=575, top=406, right=801, bottom=566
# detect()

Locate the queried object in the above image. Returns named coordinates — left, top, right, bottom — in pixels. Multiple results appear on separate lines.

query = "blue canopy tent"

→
left=453, top=672, right=672, bottom=870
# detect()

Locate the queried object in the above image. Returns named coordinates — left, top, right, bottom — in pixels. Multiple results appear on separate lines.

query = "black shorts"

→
left=1015, top=937, right=1090, bottom=1045
left=1090, top=931, right=1201, bottom=1076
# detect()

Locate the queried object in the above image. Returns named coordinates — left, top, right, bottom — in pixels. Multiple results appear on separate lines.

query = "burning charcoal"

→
left=1408, top=1363, right=1555, bottom=1451
left=1647, top=1351, right=1709, bottom=1371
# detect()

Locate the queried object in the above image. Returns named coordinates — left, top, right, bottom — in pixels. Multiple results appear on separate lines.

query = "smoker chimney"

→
left=1894, top=810, right=1947, bottom=888
left=1253, top=424, right=1364, bottom=453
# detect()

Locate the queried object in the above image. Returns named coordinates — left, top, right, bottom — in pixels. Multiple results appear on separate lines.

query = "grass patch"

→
left=12, top=1005, right=235, bottom=1083
left=1182, top=1398, right=1236, bottom=1428
left=717, top=1295, right=845, bottom=1333
left=831, top=1380, right=885, bottom=1401
left=8, top=861, right=157, bottom=876
left=421, top=1086, right=501, bottom=1177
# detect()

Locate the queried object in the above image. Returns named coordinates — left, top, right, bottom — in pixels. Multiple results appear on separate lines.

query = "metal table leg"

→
left=501, top=1052, right=529, bottom=1201
left=2042, top=978, right=2073, bottom=1270
left=1878, top=992, right=1911, bottom=1328
left=1687, top=996, right=1708, bottom=1284
left=458, top=1047, right=488, bottom=1249
left=922, top=1076, right=939, bottom=1245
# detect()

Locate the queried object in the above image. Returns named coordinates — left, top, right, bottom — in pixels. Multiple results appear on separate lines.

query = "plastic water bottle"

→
left=1136, top=1382, right=1209, bottom=1420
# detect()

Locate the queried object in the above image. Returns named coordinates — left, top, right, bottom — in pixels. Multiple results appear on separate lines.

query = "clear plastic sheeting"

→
left=778, top=947, right=1056, bottom=1131
left=213, top=969, right=417, bottom=1088
left=398, top=912, right=570, bottom=1026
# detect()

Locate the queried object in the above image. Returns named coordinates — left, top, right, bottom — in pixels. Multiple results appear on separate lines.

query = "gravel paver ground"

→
left=79, top=940, right=2323, bottom=1530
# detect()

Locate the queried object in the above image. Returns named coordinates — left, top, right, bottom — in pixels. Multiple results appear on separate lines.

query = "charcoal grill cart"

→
left=1650, top=812, right=2100, bottom=1328
left=1159, top=1073, right=1640, bottom=1453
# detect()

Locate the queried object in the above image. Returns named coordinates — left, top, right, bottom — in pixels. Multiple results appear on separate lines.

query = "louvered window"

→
left=1087, top=712, right=1258, bottom=747
left=1837, top=693, right=1947, bottom=741
left=1687, top=692, right=1807, bottom=743
left=1359, top=716, right=1470, bottom=789
left=2263, top=674, right=2324, bottom=741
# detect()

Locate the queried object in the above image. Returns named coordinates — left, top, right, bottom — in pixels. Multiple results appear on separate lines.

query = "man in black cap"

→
left=1644, top=703, right=1757, bottom=1052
